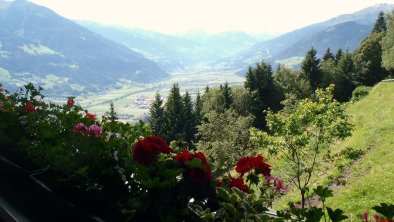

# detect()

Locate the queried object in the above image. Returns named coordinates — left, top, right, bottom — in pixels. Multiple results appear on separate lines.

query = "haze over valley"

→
left=1, top=0, right=393, bottom=120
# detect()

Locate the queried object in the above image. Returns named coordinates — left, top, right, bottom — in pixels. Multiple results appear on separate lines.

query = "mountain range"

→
left=0, top=0, right=168, bottom=95
left=216, top=3, right=394, bottom=72
left=77, top=22, right=264, bottom=71
left=0, top=0, right=393, bottom=95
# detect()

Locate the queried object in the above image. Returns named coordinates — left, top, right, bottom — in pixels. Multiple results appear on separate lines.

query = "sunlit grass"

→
left=273, top=82, right=394, bottom=217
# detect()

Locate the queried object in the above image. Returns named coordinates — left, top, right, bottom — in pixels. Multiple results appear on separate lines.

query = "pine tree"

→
left=334, top=51, right=356, bottom=102
left=244, top=61, right=284, bottom=129
left=222, top=82, right=233, bottom=110
left=373, top=11, right=387, bottom=33
left=300, top=47, right=322, bottom=90
left=163, top=84, right=184, bottom=143
left=148, top=93, right=165, bottom=137
left=194, top=92, right=203, bottom=126
left=182, top=91, right=195, bottom=146
left=323, top=48, right=335, bottom=61
left=103, top=102, right=118, bottom=123
left=335, top=49, right=343, bottom=64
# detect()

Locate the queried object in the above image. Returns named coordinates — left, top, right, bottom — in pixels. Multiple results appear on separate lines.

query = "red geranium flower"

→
left=235, top=155, right=271, bottom=177
left=84, top=112, right=96, bottom=121
left=132, top=136, right=173, bottom=165
left=174, top=150, right=193, bottom=162
left=228, top=177, right=249, bottom=193
left=24, top=102, right=36, bottom=113
left=67, top=97, right=75, bottom=108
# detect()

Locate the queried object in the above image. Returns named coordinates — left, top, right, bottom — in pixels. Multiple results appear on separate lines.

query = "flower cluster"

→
left=67, top=97, right=75, bottom=108
left=84, top=112, right=96, bottom=121
left=265, top=175, right=288, bottom=194
left=133, top=136, right=173, bottom=165
left=174, top=150, right=212, bottom=183
left=73, top=123, right=103, bottom=137
left=228, top=177, right=249, bottom=193
left=235, top=155, right=271, bottom=177
left=24, top=102, right=36, bottom=113
left=363, top=212, right=394, bottom=222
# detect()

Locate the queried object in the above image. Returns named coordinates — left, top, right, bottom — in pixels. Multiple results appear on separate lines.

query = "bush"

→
left=351, top=85, right=372, bottom=102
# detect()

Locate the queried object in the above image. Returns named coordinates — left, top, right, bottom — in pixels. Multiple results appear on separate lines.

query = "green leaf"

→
left=313, top=186, right=333, bottom=200
left=372, top=203, right=394, bottom=220
left=222, top=203, right=237, bottom=217
left=217, top=187, right=231, bottom=201
left=327, top=207, right=348, bottom=222
left=184, top=158, right=204, bottom=170
left=303, top=207, right=324, bottom=222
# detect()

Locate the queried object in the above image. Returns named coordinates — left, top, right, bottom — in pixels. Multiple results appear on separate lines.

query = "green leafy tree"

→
left=382, top=10, right=394, bottom=74
left=148, top=93, right=165, bottom=137
left=260, top=86, right=353, bottom=208
left=320, top=57, right=337, bottom=88
left=201, top=88, right=226, bottom=114
left=354, top=32, right=386, bottom=86
left=163, top=83, right=184, bottom=143
left=230, top=86, right=252, bottom=117
left=244, top=61, right=284, bottom=129
left=373, top=11, right=387, bottom=33
left=274, top=66, right=311, bottom=98
left=300, top=47, right=322, bottom=90
left=197, top=110, right=254, bottom=176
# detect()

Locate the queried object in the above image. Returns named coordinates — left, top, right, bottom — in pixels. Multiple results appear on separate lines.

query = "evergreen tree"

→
left=335, top=48, right=343, bottom=64
left=204, top=85, right=210, bottom=93
left=222, top=82, right=233, bottom=110
left=148, top=93, right=165, bottom=137
left=163, top=84, right=184, bottom=143
left=194, top=92, right=203, bottom=126
left=354, top=32, right=386, bottom=86
left=244, top=61, right=284, bottom=129
left=103, top=102, right=118, bottom=123
left=323, top=48, right=335, bottom=61
left=382, top=10, right=394, bottom=74
left=182, top=91, right=196, bottom=146
left=333, top=51, right=356, bottom=102
left=300, top=47, right=322, bottom=90
left=373, top=11, right=387, bottom=33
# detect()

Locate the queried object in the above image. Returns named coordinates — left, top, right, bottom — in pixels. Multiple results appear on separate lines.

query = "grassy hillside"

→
left=326, top=81, right=394, bottom=216
left=274, top=82, right=394, bottom=217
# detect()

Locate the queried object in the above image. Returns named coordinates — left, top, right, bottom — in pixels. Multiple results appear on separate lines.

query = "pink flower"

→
left=0, top=87, right=4, bottom=94
left=89, top=124, right=102, bottom=137
left=374, top=214, right=380, bottom=222
left=73, top=123, right=88, bottom=134
left=362, top=212, right=369, bottom=221
left=273, top=177, right=288, bottom=193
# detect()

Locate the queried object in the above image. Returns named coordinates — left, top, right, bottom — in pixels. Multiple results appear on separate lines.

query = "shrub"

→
left=351, top=85, right=372, bottom=102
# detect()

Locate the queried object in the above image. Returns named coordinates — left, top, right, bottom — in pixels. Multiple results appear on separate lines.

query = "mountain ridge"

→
left=0, top=0, right=168, bottom=95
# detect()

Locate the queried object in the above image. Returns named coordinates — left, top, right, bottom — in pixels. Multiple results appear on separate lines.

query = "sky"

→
left=28, top=0, right=394, bottom=35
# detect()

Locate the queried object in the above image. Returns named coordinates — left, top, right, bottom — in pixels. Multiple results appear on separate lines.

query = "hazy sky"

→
left=29, top=0, right=394, bottom=35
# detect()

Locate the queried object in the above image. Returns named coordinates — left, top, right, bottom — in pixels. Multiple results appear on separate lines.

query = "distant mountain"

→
left=216, top=3, right=394, bottom=72
left=0, top=0, right=168, bottom=95
left=78, top=23, right=265, bottom=71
